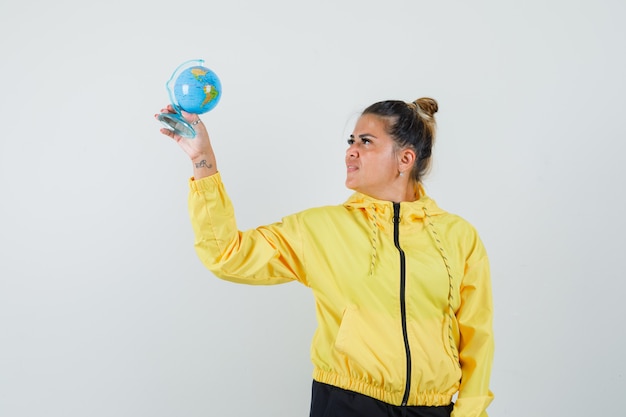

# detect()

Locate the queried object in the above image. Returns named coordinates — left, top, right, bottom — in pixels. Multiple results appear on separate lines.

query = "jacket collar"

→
left=342, top=184, right=447, bottom=277
left=343, top=183, right=445, bottom=219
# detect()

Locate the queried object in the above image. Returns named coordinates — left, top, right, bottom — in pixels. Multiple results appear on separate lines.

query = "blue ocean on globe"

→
left=173, top=66, right=222, bottom=114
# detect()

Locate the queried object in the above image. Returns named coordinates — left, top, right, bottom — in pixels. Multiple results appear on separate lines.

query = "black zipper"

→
left=393, top=202, right=412, bottom=406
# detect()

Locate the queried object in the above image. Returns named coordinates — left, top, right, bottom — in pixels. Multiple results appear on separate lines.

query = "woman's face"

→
left=345, top=114, right=402, bottom=200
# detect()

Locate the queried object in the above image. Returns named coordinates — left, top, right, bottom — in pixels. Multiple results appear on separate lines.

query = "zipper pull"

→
left=393, top=202, right=401, bottom=224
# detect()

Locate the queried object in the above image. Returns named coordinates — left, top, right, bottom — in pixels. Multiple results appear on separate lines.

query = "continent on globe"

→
left=191, top=68, right=220, bottom=107
left=174, top=66, right=222, bottom=114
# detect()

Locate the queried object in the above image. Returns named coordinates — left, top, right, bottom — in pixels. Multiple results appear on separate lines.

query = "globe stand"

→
left=158, top=112, right=197, bottom=138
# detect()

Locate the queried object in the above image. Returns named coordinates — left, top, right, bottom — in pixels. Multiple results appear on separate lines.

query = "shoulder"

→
left=439, top=211, right=479, bottom=232
left=276, top=203, right=370, bottom=240
left=430, top=208, right=487, bottom=259
left=293, top=204, right=351, bottom=225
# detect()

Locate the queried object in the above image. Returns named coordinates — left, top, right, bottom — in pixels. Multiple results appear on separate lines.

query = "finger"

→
left=156, top=105, right=174, bottom=114
left=159, top=128, right=176, bottom=139
left=180, top=110, right=197, bottom=123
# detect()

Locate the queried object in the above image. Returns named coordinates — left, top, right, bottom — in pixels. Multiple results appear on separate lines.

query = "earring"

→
left=399, top=171, right=404, bottom=177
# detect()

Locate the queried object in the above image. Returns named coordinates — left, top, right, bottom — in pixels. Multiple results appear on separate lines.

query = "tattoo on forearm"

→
left=195, top=159, right=213, bottom=169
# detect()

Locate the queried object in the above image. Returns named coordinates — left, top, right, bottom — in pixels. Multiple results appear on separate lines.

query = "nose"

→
left=346, top=143, right=358, bottom=158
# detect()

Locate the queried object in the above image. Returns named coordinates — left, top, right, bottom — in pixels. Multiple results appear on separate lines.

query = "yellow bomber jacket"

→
left=189, top=173, right=494, bottom=417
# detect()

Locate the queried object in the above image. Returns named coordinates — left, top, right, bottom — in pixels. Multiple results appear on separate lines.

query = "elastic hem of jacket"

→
left=189, top=172, right=221, bottom=191
left=313, top=368, right=453, bottom=407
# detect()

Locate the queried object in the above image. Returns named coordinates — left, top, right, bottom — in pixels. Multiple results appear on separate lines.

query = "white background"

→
left=1, top=1, right=625, bottom=416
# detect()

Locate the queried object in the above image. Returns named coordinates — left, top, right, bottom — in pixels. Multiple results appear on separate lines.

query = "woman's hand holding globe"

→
left=156, top=60, right=222, bottom=179
left=155, top=104, right=218, bottom=180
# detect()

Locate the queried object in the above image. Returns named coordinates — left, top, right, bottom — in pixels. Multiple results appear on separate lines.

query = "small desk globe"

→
left=158, top=59, right=222, bottom=138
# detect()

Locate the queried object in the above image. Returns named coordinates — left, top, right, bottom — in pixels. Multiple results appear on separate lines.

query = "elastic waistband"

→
left=313, top=368, right=454, bottom=407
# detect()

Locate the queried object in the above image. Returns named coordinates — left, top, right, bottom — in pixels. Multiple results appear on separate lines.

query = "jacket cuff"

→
left=189, top=172, right=222, bottom=192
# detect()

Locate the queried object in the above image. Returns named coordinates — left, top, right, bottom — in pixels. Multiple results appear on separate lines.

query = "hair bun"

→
left=414, top=97, right=438, bottom=118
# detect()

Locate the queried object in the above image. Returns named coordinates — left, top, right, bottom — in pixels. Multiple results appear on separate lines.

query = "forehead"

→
left=353, top=113, right=392, bottom=136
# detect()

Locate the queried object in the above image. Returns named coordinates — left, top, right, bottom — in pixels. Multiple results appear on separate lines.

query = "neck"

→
left=359, top=181, right=419, bottom=203
left=401, top=181, right=419, bottom=202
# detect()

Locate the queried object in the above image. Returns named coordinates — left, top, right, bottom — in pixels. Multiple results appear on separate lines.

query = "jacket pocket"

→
left=334, top=305, right=405, bottom=387
left=406, top=316, right=462, bottom=390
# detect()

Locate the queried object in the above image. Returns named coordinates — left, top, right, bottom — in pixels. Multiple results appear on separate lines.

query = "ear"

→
left=397, top=148, right=417, bottom=174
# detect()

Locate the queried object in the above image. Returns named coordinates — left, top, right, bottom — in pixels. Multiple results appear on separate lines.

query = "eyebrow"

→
left=350, top=133, right=377, bottom=139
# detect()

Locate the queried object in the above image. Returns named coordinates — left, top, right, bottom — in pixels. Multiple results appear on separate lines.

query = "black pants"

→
left=309, top=381, right=453, bottom=417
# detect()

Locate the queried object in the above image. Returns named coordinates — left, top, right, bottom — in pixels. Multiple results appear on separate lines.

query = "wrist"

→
left=191, top=153, right=209, bottom=164
left=191, top=154, right=217, bottom=179
left=193, top=159, right=214, bottom=170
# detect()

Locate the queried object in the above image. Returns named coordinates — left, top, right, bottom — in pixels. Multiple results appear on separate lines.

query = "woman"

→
left=156, top=98, right=494, bottom=417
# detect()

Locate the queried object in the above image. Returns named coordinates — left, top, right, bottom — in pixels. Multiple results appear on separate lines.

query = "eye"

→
left=347, top=136, right=373, bottom=145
